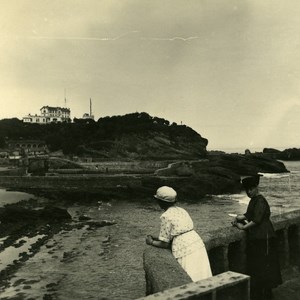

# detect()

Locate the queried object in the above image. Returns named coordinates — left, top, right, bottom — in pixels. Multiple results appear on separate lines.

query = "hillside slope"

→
left=0, top=113, right=208, bottom=160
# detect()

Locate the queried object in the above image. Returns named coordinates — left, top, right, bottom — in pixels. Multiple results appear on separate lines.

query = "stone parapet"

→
left=142, top=210, right=300, bottom=299
left=138, top=271, right=250, bottom=300
left=0, top=175, right=142, bottom=191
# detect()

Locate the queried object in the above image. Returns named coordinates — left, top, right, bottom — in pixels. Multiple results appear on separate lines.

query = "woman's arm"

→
left=236, top=214, right=247, bottom=221
left=146, top=235, right=170, bottom=249
left=235, top=220, right=256, bottom=230
left=232, top=214, right=247, bottom=226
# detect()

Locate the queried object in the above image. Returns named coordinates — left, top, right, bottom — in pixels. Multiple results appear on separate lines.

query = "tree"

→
left=0, top=135, right=6, bottom=148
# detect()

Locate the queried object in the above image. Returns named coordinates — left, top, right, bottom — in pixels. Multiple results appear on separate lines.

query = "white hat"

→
left=154, top=186, right=177, bottom=203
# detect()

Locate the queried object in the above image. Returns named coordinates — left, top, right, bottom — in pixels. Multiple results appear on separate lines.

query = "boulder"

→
left=147, top=153, right=289, bottom=200
left=38, top=206, right=72, bottom=222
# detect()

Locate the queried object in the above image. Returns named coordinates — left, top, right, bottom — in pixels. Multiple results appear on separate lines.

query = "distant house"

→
left=82, top=113, right=95, bottom=120
left=23, top=106, right=71, bottom=124
left=7, top=139, right=48, bottom=156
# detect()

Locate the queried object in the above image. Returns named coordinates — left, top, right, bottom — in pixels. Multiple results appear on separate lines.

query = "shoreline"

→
left=0, top=162, right=299, bottom=299
left=0, top=189, right=299, bottom=299
left=0, top=195, right=119, bottom=299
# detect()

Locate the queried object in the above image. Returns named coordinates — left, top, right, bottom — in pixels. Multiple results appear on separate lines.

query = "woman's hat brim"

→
left=154, top=195, right=176, bottom=203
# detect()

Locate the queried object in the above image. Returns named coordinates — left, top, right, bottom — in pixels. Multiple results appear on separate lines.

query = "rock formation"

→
left=263, top=148, right=300, bottom=160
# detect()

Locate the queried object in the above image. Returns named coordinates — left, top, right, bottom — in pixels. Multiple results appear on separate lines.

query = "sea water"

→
left=234, top=160, right=299, bottom=209
left=0, top=189, right=34, bottom=207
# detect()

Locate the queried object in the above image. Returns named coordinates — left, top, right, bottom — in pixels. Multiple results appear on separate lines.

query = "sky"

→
left=1, top=0, right=300, bottom=151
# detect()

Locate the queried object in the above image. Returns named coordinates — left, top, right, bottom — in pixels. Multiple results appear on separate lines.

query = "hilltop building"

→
left=23, top=106, right=71, bottom=124
left=82, top=98, right=94, bottom=120
left=82, top=113, right=94, bottom=120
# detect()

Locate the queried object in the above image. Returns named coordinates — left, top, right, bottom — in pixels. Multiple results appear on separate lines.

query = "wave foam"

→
left=214, top=193, right=249, bottom=205
left=258, top=172, right=290, bottom=179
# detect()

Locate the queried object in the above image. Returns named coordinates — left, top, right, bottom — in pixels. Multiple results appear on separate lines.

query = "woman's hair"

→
left=157, top=199, right=176, bottom=210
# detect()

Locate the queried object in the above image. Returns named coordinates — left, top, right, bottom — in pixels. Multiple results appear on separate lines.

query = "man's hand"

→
left=235, top=223, right=245, bottom=230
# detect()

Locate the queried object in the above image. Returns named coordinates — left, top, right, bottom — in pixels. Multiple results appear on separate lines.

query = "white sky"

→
left=1, top=0, right=300, bottom=150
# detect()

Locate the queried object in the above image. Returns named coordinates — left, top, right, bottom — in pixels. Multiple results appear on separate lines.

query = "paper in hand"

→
left=228, top=213, right=237, bottom=217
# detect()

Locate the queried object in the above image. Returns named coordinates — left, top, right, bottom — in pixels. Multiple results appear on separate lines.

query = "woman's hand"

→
left=146, top=235, right=154, bottom=245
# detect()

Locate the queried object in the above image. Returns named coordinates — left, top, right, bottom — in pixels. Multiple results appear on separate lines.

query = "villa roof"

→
left=40, top=106, right=70, bottom=112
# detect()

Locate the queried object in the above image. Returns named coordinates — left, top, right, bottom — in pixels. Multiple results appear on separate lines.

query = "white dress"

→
left=158, top=206, right=212, bottom=282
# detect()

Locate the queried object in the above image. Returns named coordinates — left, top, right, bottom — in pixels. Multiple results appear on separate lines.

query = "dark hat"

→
left=241, top=175, right=261, bottom=189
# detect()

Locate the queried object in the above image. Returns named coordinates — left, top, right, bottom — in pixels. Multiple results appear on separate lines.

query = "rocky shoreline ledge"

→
left=0, top=153, right=289, bottom=202
left=0, top=196, right=116, bottom=299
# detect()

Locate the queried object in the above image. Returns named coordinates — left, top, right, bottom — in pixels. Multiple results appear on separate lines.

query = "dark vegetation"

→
left=0, top=113, right=208, bottom=160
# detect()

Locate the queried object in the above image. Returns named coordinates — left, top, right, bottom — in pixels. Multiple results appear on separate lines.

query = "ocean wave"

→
left=214, top=193, right=249, bottom=205
left=258, top=172, right=290, bottom=179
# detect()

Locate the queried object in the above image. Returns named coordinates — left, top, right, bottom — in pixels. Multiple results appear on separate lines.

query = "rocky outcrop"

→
left=0, top=206, right=72, bottom=224
left=76, top=128, right=207, bottom=160
left=0, top=153, right=289, bottom=201
left=148, top=154, right=289, bottom=200
left=263, top=148, right=300, bottom=160
left=206, top=153, right=288, bottom=174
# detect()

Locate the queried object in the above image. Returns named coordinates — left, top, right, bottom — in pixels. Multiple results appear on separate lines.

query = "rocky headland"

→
left=0, top=113, right=290, bottom=201
left=263, top=148, right=300, bottom=161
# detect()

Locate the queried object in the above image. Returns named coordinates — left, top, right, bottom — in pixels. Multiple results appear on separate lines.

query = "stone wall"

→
left=79, top=160, right=171, bottom=174
left=141, top=210, right=300, bottom=298
left=0, top=175, right=143, bottom=192
left=138, top=271, right=250, bottom=300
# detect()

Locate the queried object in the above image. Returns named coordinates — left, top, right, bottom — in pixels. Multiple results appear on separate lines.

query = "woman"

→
left=146, top=186, right=212, bottom=282
left=233, top=175, right=282, bottom=300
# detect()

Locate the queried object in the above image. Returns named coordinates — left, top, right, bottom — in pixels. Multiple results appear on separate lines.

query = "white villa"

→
left=23, top=106, right=71, bottom=124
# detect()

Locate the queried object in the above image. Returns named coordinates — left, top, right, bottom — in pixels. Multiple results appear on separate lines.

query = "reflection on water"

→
left=0, top=189, right=35, bottom=207
left=0, top=236, right=8, bottom=246
left=0, top=235, right=45, bottom=271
